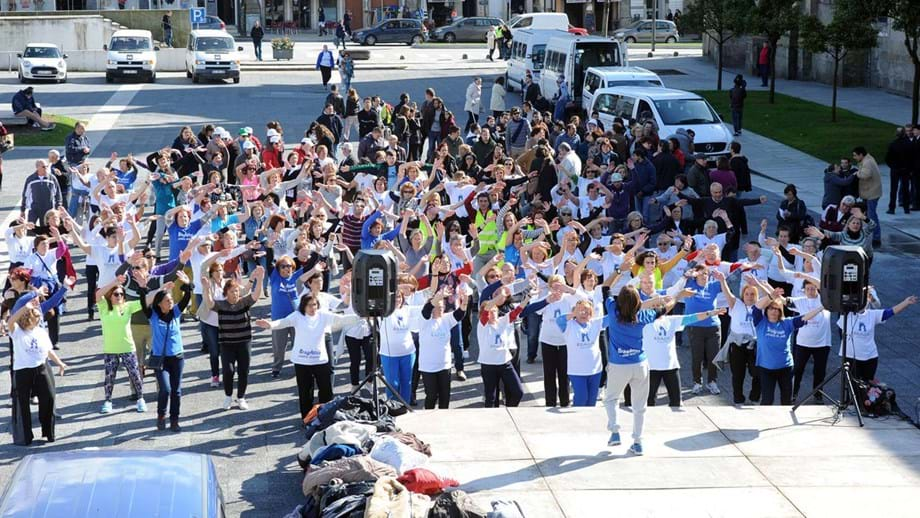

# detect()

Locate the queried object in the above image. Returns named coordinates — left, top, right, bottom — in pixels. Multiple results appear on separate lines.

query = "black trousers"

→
left=729, top=343, right=761, bottom=404
left=889, top=168, right=912, bottom=210
left=648, top=368, right=681, bottom=407
left=792, top=345, right=830, bottom=397
left=422, top=369, right=451, bottom=409
left=541, top=343, right=569, bottom=407
left=220, top=341, right=251, bottom=398
left=14, top=364, right=55, bottom=444
left=688, top=326, right=720, bottom=384
left=849, top=356, right=878, bottom=383
left=411, top=333, right=420, bottom=403
left=345, top=335, right=373, bottom=385
left=760, top=366, right=793, bottom=405
left=295, top=363, right=333, bottom=419
left=86, top=264, right=99, bottom=318
left=481, top=362, right=523, bottom=407
left=464, top=111, right=478, bottom=133
left=319, top=66, right=332, bottom=86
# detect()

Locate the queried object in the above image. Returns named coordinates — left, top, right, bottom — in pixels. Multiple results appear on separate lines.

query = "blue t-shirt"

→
left=210, top=213, right=240, bottom=233
left=270, top=267, right=303, bottom=319
left=752, top=306, right=804, bottom=369
left=168, top=219, right=202, bottom=263
left=604, top=297, right=660, bottom=365
left=682, top=278, right=721, bottom=327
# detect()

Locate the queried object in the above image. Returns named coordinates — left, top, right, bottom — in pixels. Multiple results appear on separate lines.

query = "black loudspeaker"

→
left=820, top=246, right=869, bottom=313
left=351, top=250, right=398, bottom=318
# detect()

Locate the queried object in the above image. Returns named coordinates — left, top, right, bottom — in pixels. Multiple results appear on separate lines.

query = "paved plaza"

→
left=0, top=50, right=918, bottom=516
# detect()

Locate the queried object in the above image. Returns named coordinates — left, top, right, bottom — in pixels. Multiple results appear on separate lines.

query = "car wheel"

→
left=18, top=71, right=25, bottom=83
left=105, top=74, right=113, bottom=83
left=233, top=77, right=240, bottom=84
left=665, top=36, right=677, bottom=43
left=186, top=68, right=192, bottom=78
left=365, top=35, right=376, bottom=46
left=150, top=72, right=156, bottom=83
left=192, top=74, right=199, bottom=84
left=625, top=36, right=637, bottom=44
left=410, top=35, right=422, bottom=45
left=59, top=76, right=66, bottom=84
left=445, top=32, right=456, bottom=43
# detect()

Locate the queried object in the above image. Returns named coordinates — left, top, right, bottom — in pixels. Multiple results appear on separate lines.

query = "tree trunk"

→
left=913, top=62, right=919, bottom=125
left=769, top=40, right=778, bottom=104
left=717, top=39, right=724, bottom=91
left=832, top=56, right=839, bottom=123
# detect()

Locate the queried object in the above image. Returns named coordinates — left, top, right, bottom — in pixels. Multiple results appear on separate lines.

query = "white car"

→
left=18, top=43, right=68, bottom=83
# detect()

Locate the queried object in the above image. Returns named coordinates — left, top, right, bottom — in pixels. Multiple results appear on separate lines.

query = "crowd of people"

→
left=5, top=71, right=917, bottom=453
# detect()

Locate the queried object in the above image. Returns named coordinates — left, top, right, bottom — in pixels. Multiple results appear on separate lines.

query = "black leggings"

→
left=760, top=366, right=793, bottom=405
left=221, top=341, right=252, bottom=398
left=849, top=356, right=878, bottom=383
left=648, top=369, right=681, bottom=407
left=295, top=362, right=333, bottom=418
left=541, top=343, right=569, bottom=407
left=792, top=345, right=830, bottom=396
left=481, top=362, right=523, bottom=407
left=320, top=66, right=332, bottom=86
left=86, top=265, right=99, bottom=317
left=422, top=369, right=451, bottom=409
left=345, top=335, right=373, bottom=386
left=729, top=343, right=761, bottom=404
left=14, top=364, right=55, bottom=444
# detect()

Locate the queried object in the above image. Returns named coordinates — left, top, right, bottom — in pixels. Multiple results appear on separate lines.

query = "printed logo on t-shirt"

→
left=493, top=333, right=503, bottom=349
left=394, top=315, right=407, bottom=330
left=858, top=322, right=867, bottom=333
left=25, top=337, right=41, bottom=354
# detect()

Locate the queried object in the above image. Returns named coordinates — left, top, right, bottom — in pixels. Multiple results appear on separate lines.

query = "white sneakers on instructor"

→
left=222, top=395, right=249, bottom=410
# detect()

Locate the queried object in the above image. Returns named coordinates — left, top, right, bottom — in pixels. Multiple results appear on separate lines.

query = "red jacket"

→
left=758, top=46, right=769, bottom=65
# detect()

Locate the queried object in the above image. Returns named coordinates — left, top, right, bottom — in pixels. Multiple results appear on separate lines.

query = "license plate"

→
left=36, top=71, right=51, bottom=75
left=123, top=70, right=137, bottom=74
left=212, top=69, right=224, bottom=74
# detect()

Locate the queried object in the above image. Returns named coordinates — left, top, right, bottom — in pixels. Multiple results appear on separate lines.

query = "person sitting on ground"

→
left=12, top=87, right=54, bottom=131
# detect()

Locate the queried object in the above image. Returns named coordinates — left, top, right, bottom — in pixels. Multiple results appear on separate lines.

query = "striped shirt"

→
left=341, top=213, right=366, bottom=252
left=213, top=294, right=256, bottom=347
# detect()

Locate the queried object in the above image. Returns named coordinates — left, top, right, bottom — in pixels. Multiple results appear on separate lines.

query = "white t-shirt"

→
left=791, top=296, right=830, bottom=347
left=536, top=294, right=576, bottom=345
left=92, top=245, right=123, bottom=286
left=642, top=314, right=685, bottom=371
left=563, top=317, right=603, bottom=376
left=418, top=313, right=458, bottom=373
left=477, top=315, right=516, bottom=365
left=5, top=229, right=34, bottom=265
left=577, top=195, right=606, bottom=219
left=693, top=233, right=727, bottom=256
left=601, top=251, right=625, bottom=281
left=12, top=326, right=52, bottom=370
left=728, top=300, right=756, bottom=337
left=444, top=182, right=476, bottom=219
left=838, top=309, right=886, bottom=361
left=24, top=250, right=58, bottom=282
left=276, top=310, right=358, bottom=365
left=379, top=305, right=420, bottom=357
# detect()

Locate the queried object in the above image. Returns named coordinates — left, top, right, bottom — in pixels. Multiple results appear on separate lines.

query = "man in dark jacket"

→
left=629, top=147, right=657, bottom=223
left=472, top=127, right=498, bottom=167
left=20, top=159, right=63, bottom=230
left=357, top=127, right=385, bottom=161
left=822, top=162, right=857, bottom=209
left=316, top=103, right=344, bottom=147
left=357, top=98, right=379, bottom=139
left=652, top=140, right=681, bottom=192
left=325, top=85, right=346, bottom=117
left=522, top=74, right=540, bottom=105
left=729, top=75, right=746, bottom=136
left=250, top=21, right=264, bottom=61
left=686, top=153, right=710, bottom=196
left=728, top=141, right=752, bottom=192
left=12, top=87, right=54, bottom=130
left=885, top=126, right=913, bottom=214
left=64, top=122, right=91, bottom=165
left=679, top=183, right=767, bottom=260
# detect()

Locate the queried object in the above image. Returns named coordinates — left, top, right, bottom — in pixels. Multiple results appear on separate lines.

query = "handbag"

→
left=146, top=318, right=171, bottom=371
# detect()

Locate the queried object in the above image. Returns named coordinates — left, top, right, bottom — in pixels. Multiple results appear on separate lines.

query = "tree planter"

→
left=273, top=48, right=294, bottom=60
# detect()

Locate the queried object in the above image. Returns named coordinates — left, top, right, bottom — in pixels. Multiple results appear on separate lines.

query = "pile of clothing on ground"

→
left=285, top=395, right=526, bottom=518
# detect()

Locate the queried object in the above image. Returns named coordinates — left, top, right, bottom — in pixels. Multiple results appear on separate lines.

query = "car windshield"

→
left=653, top=99, right=719, bottom=125
left=110, top=37, right=151, bottom=51
left=611, top=80, right=663, bottom=87
left=24, top=47, right=61, bottom=58
left=625, top=20, right=644, bottom=29
left=196, top=37, right=234, bottom=51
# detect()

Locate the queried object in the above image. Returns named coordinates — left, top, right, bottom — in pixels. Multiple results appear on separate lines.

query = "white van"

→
left=185, top=30, right=243, bottom=84
left=505, top=29, right=566, bottom=93
left=105, top=29, right=158, bottom=83
left=582, top=66, right=664, bottom=113
left=507, top=13, right=568, bottom=31
left=590, top=87, right=734, bottom=158
left=539, top=34, right=628, bottom=106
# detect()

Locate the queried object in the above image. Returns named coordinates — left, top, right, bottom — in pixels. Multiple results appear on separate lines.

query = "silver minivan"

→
left=614, top=19, right=680, bottom=44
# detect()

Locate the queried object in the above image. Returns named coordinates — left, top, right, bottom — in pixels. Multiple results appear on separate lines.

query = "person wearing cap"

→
left=687, top=152, right=711, bottom=196
left=245, top=127, right=262, bottom=153
left=506, top=107, right=530, bottom=159
left=262, top=135, right=283, bottom=169
left=315, top=44, right=336, bottom=90
left=234, top=137, right=258, bottom=171
left=11, top=87, right=54, bottom=131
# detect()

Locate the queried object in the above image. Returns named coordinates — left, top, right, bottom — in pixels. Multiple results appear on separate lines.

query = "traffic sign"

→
left=190, top=8, right=207, bottom=25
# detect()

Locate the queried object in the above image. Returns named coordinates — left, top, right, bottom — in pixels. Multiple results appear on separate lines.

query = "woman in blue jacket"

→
left=751, top=287, right=825, bottom=406
left=140, top=270, right=191, bottom=432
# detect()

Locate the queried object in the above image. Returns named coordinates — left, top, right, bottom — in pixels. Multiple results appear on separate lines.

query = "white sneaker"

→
left=100, top=401, right=113, bottom=414
left=691, top=383, right=703, bottom=395
left=236, top=398, right=249, bottom=410
left=708, top=382, right=721, bottom=395
left=210, top=376, right=220, bottom=388
left=222, top=395, right=233, bottom=410
left=136, top=398, right=147, bottom=413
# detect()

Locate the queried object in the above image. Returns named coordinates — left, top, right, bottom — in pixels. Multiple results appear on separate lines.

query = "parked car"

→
left=17, top=43, right=68, bottom=83
left=431, top=17, right=502, bottom=42
left=104, top=29, right=159, bottom=83
left=195, top=15, right=227, bottom=31
left=581, top=66, right=664, bottom=112
left=614, top=19, right=680, bottom=43
left=352, top=18, right=427, bottom=46
left=185, top=29, right=243, bottom=84
left=0, top=450, right=227, bottom=517
left=506, top=13, right=588, bottom=36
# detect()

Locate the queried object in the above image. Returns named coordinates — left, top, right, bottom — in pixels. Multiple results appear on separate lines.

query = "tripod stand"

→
left=793, top=311, right=864, bottom=427
left=349, top=316, right=412, bottom=418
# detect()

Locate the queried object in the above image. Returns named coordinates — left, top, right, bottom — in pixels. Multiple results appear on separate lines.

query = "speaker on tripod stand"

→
left=349, top=250, right=412, bottom=415
left=793, top=245, right=868, bottom=426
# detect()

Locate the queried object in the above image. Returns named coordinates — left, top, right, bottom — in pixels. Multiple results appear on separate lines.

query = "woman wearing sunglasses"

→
left=95, top=275, right=147, bottom=415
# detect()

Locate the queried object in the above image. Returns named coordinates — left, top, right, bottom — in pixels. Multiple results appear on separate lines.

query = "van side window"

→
left=595, top=94, right=618, bottom=115
left=584, top=73, right=599, bottom=94
left=518, top=18, right=532, bottom=28
left=636, top=100, right=653, bottom=121
left=532, top=44, right=546, bottom=68
left=616, top=96, right=636, bottom=119
left=519, top=43, right=527, bottom=59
